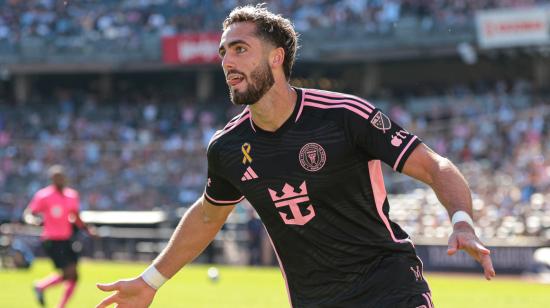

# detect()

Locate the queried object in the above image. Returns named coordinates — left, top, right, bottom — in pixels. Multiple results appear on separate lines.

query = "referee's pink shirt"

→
left=29, top=185, right=80, bottom=240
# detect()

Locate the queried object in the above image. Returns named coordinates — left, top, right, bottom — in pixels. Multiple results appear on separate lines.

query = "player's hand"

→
left=86, top=225, right=100, bottom=239
left=447, top=222, right=496, bottom=280
left=96, top=277, right=156, bottom=308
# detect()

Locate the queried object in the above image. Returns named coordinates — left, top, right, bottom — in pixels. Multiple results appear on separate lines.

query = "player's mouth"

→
left=227, top=73, right=245, bottom=87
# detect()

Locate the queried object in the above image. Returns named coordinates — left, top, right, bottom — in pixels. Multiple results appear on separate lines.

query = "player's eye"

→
left=219, top=49, right=226, bottom=58
left=236, top=46, right=246, bottom=54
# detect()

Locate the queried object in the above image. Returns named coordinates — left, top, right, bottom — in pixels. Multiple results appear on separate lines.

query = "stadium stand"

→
left=1, top=0, right=547, bottom=40
left=0, top=0, right=549, bottom=272
left=0, top=80, right=548, bottom=243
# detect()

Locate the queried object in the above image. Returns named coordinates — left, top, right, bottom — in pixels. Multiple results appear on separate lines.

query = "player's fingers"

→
left=95, top=293, right=119, bottom=308
left=464, top=239, right=495, bottom=280
left=474, top=241, right=490, bottom=255
left=97, top=281, right=120, bottom=292
left=464, top=239, right=490, bottom=260
left=479, top=253, right=496, bottom=280
left=447, top=235, right=458, bottom=255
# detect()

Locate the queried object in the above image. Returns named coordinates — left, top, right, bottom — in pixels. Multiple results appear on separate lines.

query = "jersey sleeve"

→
left=28, top=193, right=45, bottom=214
left=203, top=141, right=244, bottom=206
left=348, top=107, right=422, bottom=172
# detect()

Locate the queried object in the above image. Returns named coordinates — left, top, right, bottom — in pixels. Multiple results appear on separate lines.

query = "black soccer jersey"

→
left=205, top=88, right=430, bottom=307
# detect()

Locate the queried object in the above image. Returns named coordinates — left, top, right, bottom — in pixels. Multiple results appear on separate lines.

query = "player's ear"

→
left=271, top=47, right=285, bottom=67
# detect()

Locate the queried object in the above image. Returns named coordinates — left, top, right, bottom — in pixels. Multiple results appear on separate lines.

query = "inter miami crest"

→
left=299, top=143, right=326, bottom=172
left=370, top=111, right=392, bottom=133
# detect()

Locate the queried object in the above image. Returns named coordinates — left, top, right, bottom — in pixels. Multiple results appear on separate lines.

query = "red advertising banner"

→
left=162, top=33, right=222, bottom=64
left=476, top=8, right=549, bottom=49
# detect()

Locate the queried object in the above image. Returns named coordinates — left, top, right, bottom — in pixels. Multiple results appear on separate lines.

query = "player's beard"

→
left=229, top=60, right=275, bottom=106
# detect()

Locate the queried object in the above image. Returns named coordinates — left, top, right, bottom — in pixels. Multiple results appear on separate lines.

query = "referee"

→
left=25, top=165, right=94, bottom=308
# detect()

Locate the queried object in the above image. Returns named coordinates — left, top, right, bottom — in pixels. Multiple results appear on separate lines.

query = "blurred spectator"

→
left=0, top=79, right=548, bottom=243
left=1, top=0, right=548, bottom=48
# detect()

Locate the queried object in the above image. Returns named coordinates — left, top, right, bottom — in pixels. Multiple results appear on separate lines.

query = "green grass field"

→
left=0, top=259, right=549, bottom=308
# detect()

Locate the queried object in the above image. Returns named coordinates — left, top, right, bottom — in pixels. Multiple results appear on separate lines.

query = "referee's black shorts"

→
left=42, top=240, right=79, bottom=269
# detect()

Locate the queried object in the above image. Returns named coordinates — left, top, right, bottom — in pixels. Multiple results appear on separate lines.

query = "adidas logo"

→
left=241, top=166, right=259, bottom=181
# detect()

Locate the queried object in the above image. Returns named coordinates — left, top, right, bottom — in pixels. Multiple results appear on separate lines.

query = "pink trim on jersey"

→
left=422, top=292, right=433, bottom=308
left=215, top=109, right=248, bottom=134
left=203, top=191, right=244, bottom=205
left=368, top=160, right=413, bottom=245
left=248, top=114, right=257, bottom=132
left=209, top=111, right=251, bottom=146
left=28, top=186, right=79, bottom=240
left=393, top=136, right=418, bottom=171
left=264, top=227, right=293, bottom=308
left=295, top=89, right=306, bottom=122
left=211, top=112, right=249, bottom=140
left=305, top=91, right=373, bottom=114
left=427, top=292, right=434, bottom=306
left=416, top=255, right=427, bottom=282
left=306, top=88, right=375, bottom=109
left=303, top=101, right=371, bottom=120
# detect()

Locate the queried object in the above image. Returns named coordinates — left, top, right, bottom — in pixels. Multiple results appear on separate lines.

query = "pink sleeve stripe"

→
left=368, top=160, right=413, bottom=245
left=422, top=292, right=433, bottom=308
left=305, top=91, right=373, bottom=114
left=213, top=108, right=250, bottom=135
left=426, top=292, right=434, bottom=307
left=294, top=88, right=306, bottom=122
left=304, top=96, right=373, bottom=116
left=264, top=227, right=293, bottom=308
left=209, top=112, right=251, bottom=146
left=203, top=191, right=244, bottom=205
left=392, top=136, right=418, bottom=171
left=226, top=107, right=250, bottom=124
left=306, top=88, right=375, bottom=109
left=303, top=101, right=371, bottom=120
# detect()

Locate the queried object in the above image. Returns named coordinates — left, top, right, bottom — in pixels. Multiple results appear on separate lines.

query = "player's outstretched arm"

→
left=73, top=212, right=98, bottom=238
left=96, top=197, right=235, bottom=308
left=402, top=144, right=496, bottom=280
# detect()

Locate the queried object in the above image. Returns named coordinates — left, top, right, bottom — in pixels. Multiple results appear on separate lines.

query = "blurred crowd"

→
left=0, top=0, right=548, bottom=45
left=0, top=79, right=549, bottom=242
left=0, top=90, right=231, bottom=215
left=384, top=79, right=550, bottom=241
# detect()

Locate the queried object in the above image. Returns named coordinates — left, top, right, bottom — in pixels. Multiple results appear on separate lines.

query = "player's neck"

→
left=249, top=83, right=296, bottom=132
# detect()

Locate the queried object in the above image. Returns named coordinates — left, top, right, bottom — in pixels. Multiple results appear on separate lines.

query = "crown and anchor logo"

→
left=268, top=181, right=316, bottom=226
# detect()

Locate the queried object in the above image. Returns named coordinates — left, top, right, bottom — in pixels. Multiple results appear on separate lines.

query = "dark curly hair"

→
left=223, top=4, right=299, bottom=81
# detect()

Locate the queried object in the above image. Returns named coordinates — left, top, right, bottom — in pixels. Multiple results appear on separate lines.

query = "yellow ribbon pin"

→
left=242, top=143, right=252, bottom=164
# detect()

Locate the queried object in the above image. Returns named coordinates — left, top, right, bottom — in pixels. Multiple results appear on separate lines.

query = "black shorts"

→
left=366, top=255, right=434, bottom=308
left=42, top=240, right=79, bottom=269
left=377, top=291, right=435, bottom=308
left=315, top=254, right=433, bottom=308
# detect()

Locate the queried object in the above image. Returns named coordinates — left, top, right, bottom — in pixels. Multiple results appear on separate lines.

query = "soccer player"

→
left=24, top=165, right=94, bottom=308
left=96, top=5, right=495, bottom=308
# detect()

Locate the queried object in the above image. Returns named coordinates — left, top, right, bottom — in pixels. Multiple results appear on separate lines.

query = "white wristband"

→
left=451, top=210, right=474, bottom=228
left=141, top=265, right=168, bottom=290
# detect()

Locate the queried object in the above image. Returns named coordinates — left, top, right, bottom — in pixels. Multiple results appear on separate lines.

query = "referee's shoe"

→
left=33, top=284, right=45, bottom=307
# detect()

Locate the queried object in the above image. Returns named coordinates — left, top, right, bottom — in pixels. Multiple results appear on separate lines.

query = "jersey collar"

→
left=249, top=87, right=303, bottom=136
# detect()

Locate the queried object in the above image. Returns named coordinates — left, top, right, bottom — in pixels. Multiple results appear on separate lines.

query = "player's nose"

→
left=222, top=53, right=236, bottom=72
